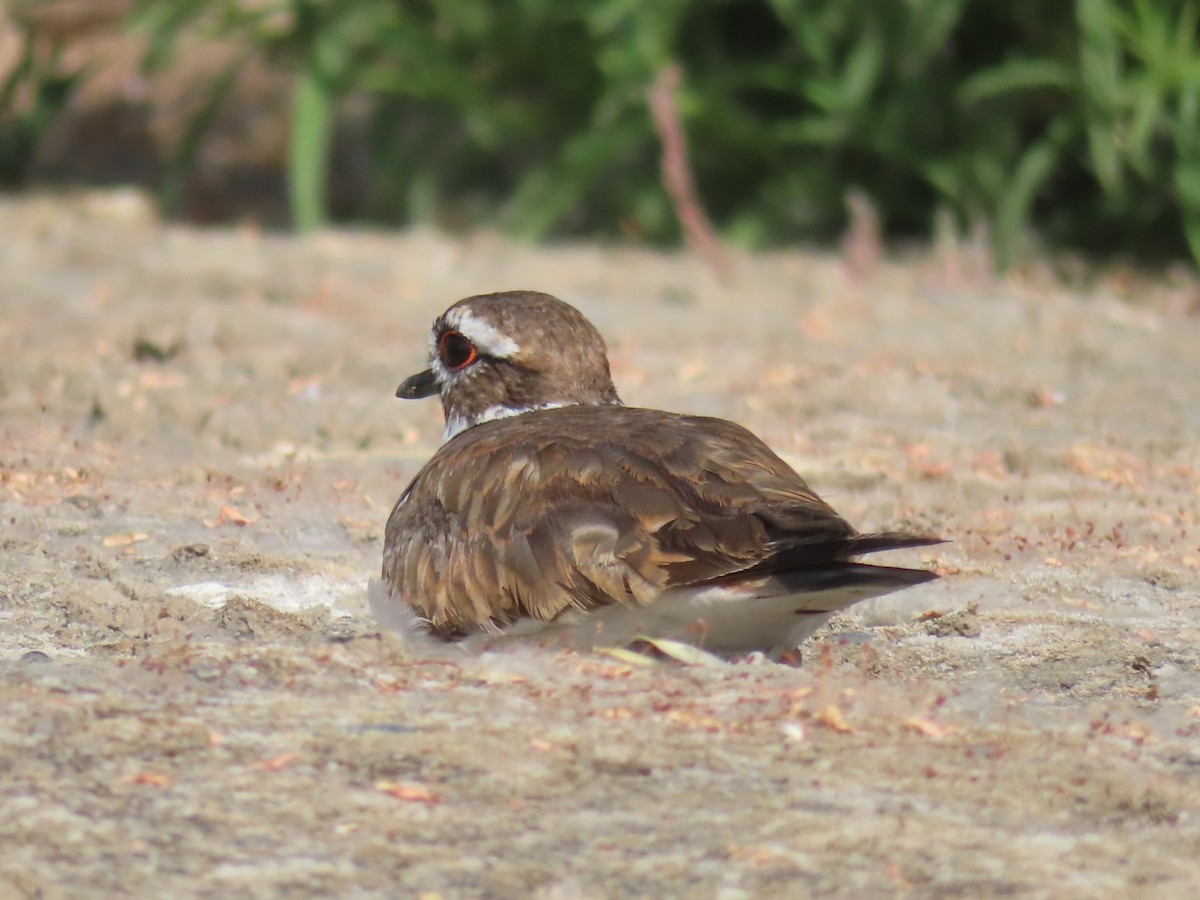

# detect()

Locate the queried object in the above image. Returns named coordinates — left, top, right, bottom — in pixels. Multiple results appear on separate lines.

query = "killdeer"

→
left=376, top=291, right=942, bottom=658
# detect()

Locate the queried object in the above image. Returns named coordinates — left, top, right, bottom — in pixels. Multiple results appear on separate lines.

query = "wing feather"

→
left=382, top=406, right=937, bottom=639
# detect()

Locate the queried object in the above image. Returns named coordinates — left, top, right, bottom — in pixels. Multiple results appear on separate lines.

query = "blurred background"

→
left=4, top=0, right=1200, bottom=271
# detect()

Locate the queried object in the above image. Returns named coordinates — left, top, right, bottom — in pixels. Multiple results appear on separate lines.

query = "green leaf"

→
left=772, top=116, right=846, bottom=147
left=129, top=0, right=234, bottom=72
left=900, top=0, right=968, bottom=72
left=766, top=0, right=836, bottom=70
left=994, top=128, right=1068, bottom=269
left=289, top=65, right=333, bottom=232
left=504, top=118, right=645, bottom=239
left=158, top=53, right=249, bottom=215
left=921, top=159, right=968, bottom=206
left=1123, top=73, right=1163, bottom=179
left=1175, top=161, right=1200, bottom=265
left=839, top=29, right=884, bottom=112
left=957, top=59, right=1075, bottom=105
left=1076, top=0, right=1123, bottom=189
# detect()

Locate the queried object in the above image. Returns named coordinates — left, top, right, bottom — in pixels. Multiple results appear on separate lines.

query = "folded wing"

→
left=383, top=407, right=941, bottom=639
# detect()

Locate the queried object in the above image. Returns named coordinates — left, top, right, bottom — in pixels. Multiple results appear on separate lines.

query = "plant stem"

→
left=289, top=65, right=332, bottom=232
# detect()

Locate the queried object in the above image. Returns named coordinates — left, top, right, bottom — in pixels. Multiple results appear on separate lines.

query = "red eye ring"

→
left=438, top=330, right=478, bottom=371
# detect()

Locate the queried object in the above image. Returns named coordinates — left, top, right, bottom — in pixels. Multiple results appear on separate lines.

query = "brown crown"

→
left=411, top=291, right=624, bottom=434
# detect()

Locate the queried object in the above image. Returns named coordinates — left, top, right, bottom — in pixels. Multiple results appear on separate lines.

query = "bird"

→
left=375, top=290, right=942, bottom=659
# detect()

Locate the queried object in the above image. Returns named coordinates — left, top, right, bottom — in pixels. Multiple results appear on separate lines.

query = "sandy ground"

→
left=1, top=190, right=1199, bottom=898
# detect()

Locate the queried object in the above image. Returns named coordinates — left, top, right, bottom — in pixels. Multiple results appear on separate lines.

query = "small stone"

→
left=173, top=543, right=211, bottom=560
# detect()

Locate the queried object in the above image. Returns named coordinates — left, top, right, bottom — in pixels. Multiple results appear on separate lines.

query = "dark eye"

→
left=438, top=331, right=478, bottom=370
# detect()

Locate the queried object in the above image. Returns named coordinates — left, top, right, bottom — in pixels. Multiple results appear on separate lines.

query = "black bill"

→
left=396, top=368, right=438, bottom=399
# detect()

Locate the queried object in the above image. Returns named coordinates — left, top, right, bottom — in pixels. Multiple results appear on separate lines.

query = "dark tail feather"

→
left=739, top=561, right=940, bottom=613
left=690, top=531, right=946, bottom=603
left=778, top=561, right=939, bottom=594
left=692, top=559, right=938, bottom=614
left=846, top=532, right=947, bottom=556
left=743, top=531, right=946, bottom=575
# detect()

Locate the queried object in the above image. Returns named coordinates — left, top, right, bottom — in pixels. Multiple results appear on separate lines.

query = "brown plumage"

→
left=378, top=291, right=943, bottom=657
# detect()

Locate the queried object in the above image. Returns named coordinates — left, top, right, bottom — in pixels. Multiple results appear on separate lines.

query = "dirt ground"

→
left=1, top=189, right=1199, bottom=899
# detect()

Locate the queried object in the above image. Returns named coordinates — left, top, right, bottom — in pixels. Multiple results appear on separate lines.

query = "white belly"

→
left=469, top=585, right=839, bottom=659
left=372, top=577, right=857, bottom=659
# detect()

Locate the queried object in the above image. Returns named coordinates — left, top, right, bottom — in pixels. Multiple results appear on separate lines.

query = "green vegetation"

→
left=0, top=19, right=81, bottom=188
left=29, top=1, right=1200, bottom=267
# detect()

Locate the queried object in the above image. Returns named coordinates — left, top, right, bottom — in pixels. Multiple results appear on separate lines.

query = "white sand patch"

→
left=166, top=574, right=363, bottom=616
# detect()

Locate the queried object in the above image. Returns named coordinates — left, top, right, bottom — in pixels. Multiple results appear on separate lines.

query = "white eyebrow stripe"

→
left=445, top=308, right=521, bottom=359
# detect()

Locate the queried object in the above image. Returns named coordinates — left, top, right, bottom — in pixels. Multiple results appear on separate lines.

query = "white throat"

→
left=443, top=401, right=571, bottom=441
